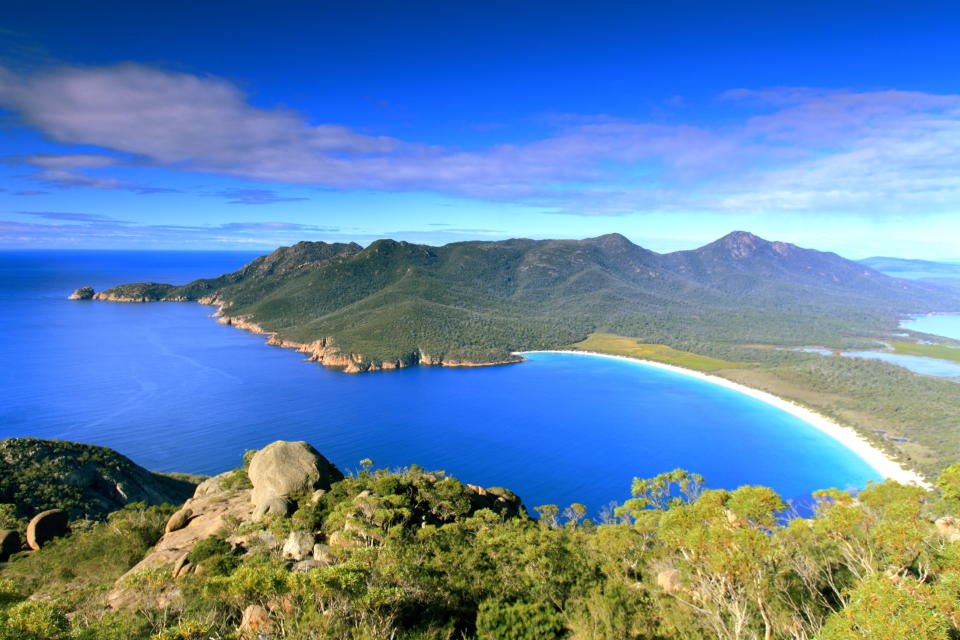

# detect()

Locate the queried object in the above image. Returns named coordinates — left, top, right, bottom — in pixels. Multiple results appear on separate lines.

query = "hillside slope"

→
left=0, top=438, right=200, bottom=520
left=83, top=232, right=960, bottom=370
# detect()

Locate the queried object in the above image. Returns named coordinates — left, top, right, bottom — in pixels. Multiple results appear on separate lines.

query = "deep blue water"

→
left=2, top=251, right=881, bottom=515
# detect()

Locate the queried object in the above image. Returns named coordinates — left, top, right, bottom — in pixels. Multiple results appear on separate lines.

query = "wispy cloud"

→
left=1, top=211, right=340, bottom=248
left=2, top=64, right=960, bottom=216
left=213, top=188, right=308, bottom=205
left=20, top=210, right=127, bottom=222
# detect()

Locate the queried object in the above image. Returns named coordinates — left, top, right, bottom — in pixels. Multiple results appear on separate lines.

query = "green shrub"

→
left=476, top=600, right=568, bottom=640
left=0, top=600, right=69, bottom=640
left=187, top=536, right=232, bottom=564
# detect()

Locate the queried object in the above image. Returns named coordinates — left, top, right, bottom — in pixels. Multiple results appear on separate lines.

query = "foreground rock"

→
left=107, top=439, right=525, bottom=610
left=26, top=509, right=69, bottom=550
left=107, top=485, right=255, bottom=607
left=164, top=507, right=193, bottom=534
left=0, top=438, right=201, bottom=521
left=0, top=529, right=20, bottom=561
left=248, top=440, right=343, bottom=508
left=936, top=516, right=960, bottom=542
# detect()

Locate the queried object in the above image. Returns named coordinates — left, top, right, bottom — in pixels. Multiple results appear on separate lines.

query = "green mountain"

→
left=85, top=231, right=960, bottom=371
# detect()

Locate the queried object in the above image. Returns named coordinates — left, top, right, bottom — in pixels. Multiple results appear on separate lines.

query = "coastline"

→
left=518, top=349, right=932, bottom=489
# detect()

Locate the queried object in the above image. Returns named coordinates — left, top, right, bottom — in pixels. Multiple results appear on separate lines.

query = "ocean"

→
left=1, top=250, right=881, bottom=515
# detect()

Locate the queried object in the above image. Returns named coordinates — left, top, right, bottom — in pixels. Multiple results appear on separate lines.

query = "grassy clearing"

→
left=568, top=332, right=748, bottom=371
left=888, top=340, right=960, bottom=363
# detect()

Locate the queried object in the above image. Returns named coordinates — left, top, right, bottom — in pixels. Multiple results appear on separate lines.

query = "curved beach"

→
left=518, top=350, right=932, bottom=489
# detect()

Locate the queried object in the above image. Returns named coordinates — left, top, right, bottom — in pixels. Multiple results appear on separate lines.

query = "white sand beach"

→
left=518, top=350, right=932, bottom=489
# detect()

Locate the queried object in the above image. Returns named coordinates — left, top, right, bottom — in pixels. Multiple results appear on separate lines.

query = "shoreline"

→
left=518, top=349, right=932, bottom=489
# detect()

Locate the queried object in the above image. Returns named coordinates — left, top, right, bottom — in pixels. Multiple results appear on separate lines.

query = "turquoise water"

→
left=902, top=314, right=960, bottom=341
left=2, top=251, right=881, bottom=514
left=840, top=350, right=960, bottom=378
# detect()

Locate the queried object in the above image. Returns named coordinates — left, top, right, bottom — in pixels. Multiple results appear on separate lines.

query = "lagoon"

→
left=840, top=350, right=960, bottom=378
left=2, top=251, right=881, bottom=514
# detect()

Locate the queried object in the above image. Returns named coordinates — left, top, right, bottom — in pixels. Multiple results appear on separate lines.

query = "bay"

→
left=1, top=251, right=881, bottom=514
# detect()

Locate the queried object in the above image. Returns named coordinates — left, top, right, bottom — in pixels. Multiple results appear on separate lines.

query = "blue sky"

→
left=1, top=0, right=959, bottom=257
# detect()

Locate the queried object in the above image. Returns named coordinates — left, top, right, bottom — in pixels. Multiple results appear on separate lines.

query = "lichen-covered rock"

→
left=192, top=471, right=234, bottom=499
left=26, top=509, right=69, bottom=550
left=240, top=604, right=272, bottom=637
left=165, top=508, right=193, bottom=534
left=171, top=552, right=192, bottom=578
left=291, top=559, right=326, bottom=572
left=247, top=441, right=343, bottom=508
left=282, top=530, right=315, bottom=561
left=252, top=496, right=290, bottom=522
left=68, top=286, right=95, bottom=300
left=656, top=569, right=682, bottom=593
left=107, top=488, right=253, bottom=608
left=312, top=543, right=335, bottom=565
left=935, top=516, right=960, bottom=542
left=0, top=529, right=20, bottom=561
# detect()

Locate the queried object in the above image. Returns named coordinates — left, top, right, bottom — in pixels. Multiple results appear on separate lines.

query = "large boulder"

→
left=240, top=604, right=272, bottom=637
left=656, top=569, right=682, bottom=594
left=247, top=441, right=342, bottom=508
left=0, top=529, right=20, bottom=561
left=252, top=496, right=290, bottom=522
left=26, top=509, right=69, bottom=550
left=282, top=530, right=316, bottom=561
left=165, top=508, right=193, bottom=534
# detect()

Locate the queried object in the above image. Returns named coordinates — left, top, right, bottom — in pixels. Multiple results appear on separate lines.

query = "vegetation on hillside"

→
left=3, top=451, right=960, bottom=640
left=91, top=233, right=959, bottom=370
left=0, top=438, right=199, bottom=524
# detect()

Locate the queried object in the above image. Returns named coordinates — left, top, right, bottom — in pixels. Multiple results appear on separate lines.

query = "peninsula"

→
left=75, top=231, right=960, bottom=477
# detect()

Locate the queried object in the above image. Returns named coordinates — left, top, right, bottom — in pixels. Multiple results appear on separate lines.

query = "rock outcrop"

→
left=104, top=439, right=526, bottom=611
left=0, top=529, right=20, bottom=561
left=26, top=509, right=69, bottom=550
left=282, top=530, right=316, bottom=561
left=164, top=508, right=193, bottom=534
left=107, top=484, right=255, bottom=608
left=248, top=441, right=343, bottom=508
left=67, top=286, right=95, bottom=300
left=240, top=604, right=272, bottom=637
left=936, top=516, right=960, bottom=542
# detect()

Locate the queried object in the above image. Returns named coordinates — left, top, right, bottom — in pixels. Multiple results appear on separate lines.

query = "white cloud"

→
left=2, top=65, right=960, bottom=216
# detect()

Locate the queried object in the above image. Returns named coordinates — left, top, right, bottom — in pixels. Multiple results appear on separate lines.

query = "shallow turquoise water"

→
left=1, top=251, right=881, bottom=514
left=840, top=350, right=960, bottom=378
left=902, top=314, right=960, bottom=341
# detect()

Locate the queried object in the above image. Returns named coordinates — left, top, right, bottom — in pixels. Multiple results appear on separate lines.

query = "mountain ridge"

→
left=77, top=231, right=960, bottom=371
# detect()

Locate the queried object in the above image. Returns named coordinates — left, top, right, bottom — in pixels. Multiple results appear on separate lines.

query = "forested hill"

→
left=85, top=231, right=960, bottom=370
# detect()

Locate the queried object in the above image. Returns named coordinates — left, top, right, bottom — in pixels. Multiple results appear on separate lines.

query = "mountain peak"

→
left=705, top=231, right=773, bottom=259
left=582, top=232, right=639, bottom=251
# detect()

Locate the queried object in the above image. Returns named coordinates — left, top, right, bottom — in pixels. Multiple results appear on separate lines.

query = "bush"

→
left=476, top=600, right=568, bottom=640
left=0, top=600, right=70, bottom=640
